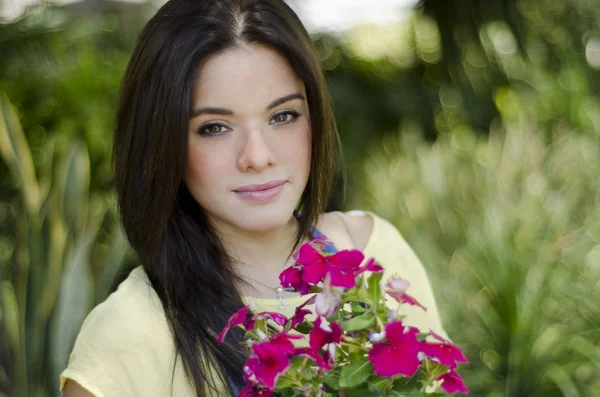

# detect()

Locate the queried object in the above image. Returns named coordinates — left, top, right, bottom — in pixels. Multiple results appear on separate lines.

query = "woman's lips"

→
left=233, top=180, right=286, bottom=202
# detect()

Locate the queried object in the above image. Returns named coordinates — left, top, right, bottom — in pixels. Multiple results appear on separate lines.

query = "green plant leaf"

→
left=339, top=356, right=373, bottom=389
left=367, top=272, right=383, bottom=308
left=341, top=312, right=375, bottom=332
left=350, top=301, right=367, bottom=315
left=0, top=92, right=41, bottom=214
left=322, top=369, right=341, bottom=390
left=57, top=142, right=90, bottom=236
left=367, top=375, right=393, bottom=390
left=294, top=320, right=314, bottom=334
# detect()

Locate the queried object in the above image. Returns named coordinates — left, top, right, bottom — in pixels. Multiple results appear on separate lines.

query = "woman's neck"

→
left=215, top=215, right=301, bottom=273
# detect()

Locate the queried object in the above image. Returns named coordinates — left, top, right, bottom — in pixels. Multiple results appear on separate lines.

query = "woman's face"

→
left=186, top=44, right=311, bottom=235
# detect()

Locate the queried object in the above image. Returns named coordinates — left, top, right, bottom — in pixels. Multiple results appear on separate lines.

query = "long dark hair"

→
left=112, top=0, right=339, bottom=395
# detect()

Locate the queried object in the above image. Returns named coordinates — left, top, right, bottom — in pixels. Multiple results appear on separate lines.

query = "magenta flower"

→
left=293, top=347, right=332, bottom=370
left=368, top=321, right=422, bottom=377
left=437, top=369, right=469, bottom=394
left=324, top=249, right=366, bottom=288
left=355, top=258, right=384, bottom=277
left=297, top=244, right=365, bottom=288
left=289, top=295, right=316, bottom=328
left=385, top=277, right=427, bottom=311
left=269, top=332, right=302, bottom=352
left=217, top=306, right=250, bottom=343
left=237, top=383, right=273, bottom=397
left=421, top=330, right=469, bottom=369
left=291, top=235, right=331, bottom=261
left=309, top=317, right=342, bottom=355
left=315, top=275, right=343, bottom=317
left=279, top=264, right=312, bottom=295
left=290, top=308, right=312, bottom=328
left=245, top=312, right=288, bottom=331
left=385, top=277, right=410, bottom=301
left=399, top=293, right=427, bottom=311
left=245, top=340, right=292, bottom=388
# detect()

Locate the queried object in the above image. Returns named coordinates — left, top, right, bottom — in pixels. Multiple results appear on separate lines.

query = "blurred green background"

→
left=1, top=0, right=599, bottom=396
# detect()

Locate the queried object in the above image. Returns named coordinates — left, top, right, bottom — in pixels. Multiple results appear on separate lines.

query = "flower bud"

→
left=369, top=331, right=385, bottom=343
left=386, top=309, right=398, bottom=321
left=255, top=329, right=267, bottom=340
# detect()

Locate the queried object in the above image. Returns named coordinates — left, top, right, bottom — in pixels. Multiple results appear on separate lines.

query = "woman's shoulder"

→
left=60, top=267, right=178, bottom=395
left=75, top=266, right=171, bottom=349
left=318, top=210, right=393, bottom=252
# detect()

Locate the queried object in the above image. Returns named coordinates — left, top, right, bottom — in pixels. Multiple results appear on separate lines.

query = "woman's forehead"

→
left=192, top=44, right=306, bottom=112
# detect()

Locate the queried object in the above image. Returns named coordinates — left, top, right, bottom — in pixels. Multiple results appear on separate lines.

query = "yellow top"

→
left=60, top=211, right=448, bottom=397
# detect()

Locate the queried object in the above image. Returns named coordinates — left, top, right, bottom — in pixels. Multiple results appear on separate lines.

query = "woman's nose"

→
left=236, top=129, right=276, bottom=172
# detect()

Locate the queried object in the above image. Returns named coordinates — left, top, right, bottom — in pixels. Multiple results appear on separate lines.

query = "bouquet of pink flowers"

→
left=218, top=236, right=469, bottom=396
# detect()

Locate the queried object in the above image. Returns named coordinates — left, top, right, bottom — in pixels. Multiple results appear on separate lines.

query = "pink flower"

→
left=355, top=258, right=384, bottom=277
left=279, top=265, right=312, bottom=295
left=385, top=276, right=428, bottom=311
left=315, top=275, right=343, bottom=317
left=437, top=369, right=469, bottom=394
left=290, top=295, right=316, bottom=328
left=291, top=235, right=331, bottom=261
left=237, top=383, right=273, bottom=397
left=217, top=306, right=250, bottom=343
left=309, top=317, right=342, bottom=352
left=368, top=321, right=422, bottom=377
left=421, top=330, right=469, bottom=369
left=385, top=277, right=410, bottom=301
left=245, top=312, right=288, bottom=331
left=293, top=347, right=332, bottom=370
left=245, top=336, right=296, bottom=388
left=290, top=308, right=312, bottom=328
left=324, top=250, right=366, bottom=288
left=399, top=293, right=427, bottom=311
left=297, top=244, right=365, bottom=288
left=269, top=332, right=302, bottom=352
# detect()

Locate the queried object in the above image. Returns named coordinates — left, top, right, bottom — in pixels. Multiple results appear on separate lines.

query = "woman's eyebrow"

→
left=191, top=93, right=305, bottom=118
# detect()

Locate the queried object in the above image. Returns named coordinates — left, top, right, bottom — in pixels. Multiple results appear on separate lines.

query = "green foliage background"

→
left=0, top=0, right=599, bottom=396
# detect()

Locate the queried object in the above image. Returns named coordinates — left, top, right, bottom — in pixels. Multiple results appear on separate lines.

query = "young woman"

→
left=61, top=0, right=448, bottom=396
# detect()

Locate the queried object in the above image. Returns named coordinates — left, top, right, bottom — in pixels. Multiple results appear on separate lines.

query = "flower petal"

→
left=296, top=244, right=325, bottom=266
left=251, top=342, right=291, bottom=388
left=400, top=293, right=427, bottom=311
left=355, top=258, right=384, bottom=276
left=217, top=306, right=250, bottom=343
left=368, top=343, right=421, bottom=377
left=293, top=347, right=332, bottom=370
left=327, top=249, right=365, bottom=270
left=437, top=369, right=469, bottom=394
left=279, top=265, right=303, bottom=291
left=302, top=260, right=327, bottom=285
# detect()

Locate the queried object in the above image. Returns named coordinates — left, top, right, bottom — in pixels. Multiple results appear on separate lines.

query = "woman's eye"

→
left=198, top=123, right=228, bottom=136
left=270, top=110, right=299, bottom=125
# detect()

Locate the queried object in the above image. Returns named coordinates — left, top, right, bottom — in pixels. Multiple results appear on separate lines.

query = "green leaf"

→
left=427, top=361, right=450, bottom=381
left=344, top=388, right=378, bottom=397
left=367, top=375, right=393, bottom=390
left=322, top=372, right=341, bottom=390
left=350, top=301, right=367, bottom=315
left=273, top=377, right=298, bottom=391
left=0, top=91, right=41, bottom=213
left=344, top=288, right=371, bottom=303
left=341, top=312, right=375, bottom=332
left=57, top=142, right=91, bottom=235
left=387, top=390, right=429, bottom=397
left=294, top=320, right=314, bottom=334
left=339, top=357, right=373, bottom=389
left=367, top=272, right=383, bottom=308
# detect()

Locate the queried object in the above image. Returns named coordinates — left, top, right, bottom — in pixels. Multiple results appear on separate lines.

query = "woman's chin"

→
left=233, top=208, right=296, bottom=234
